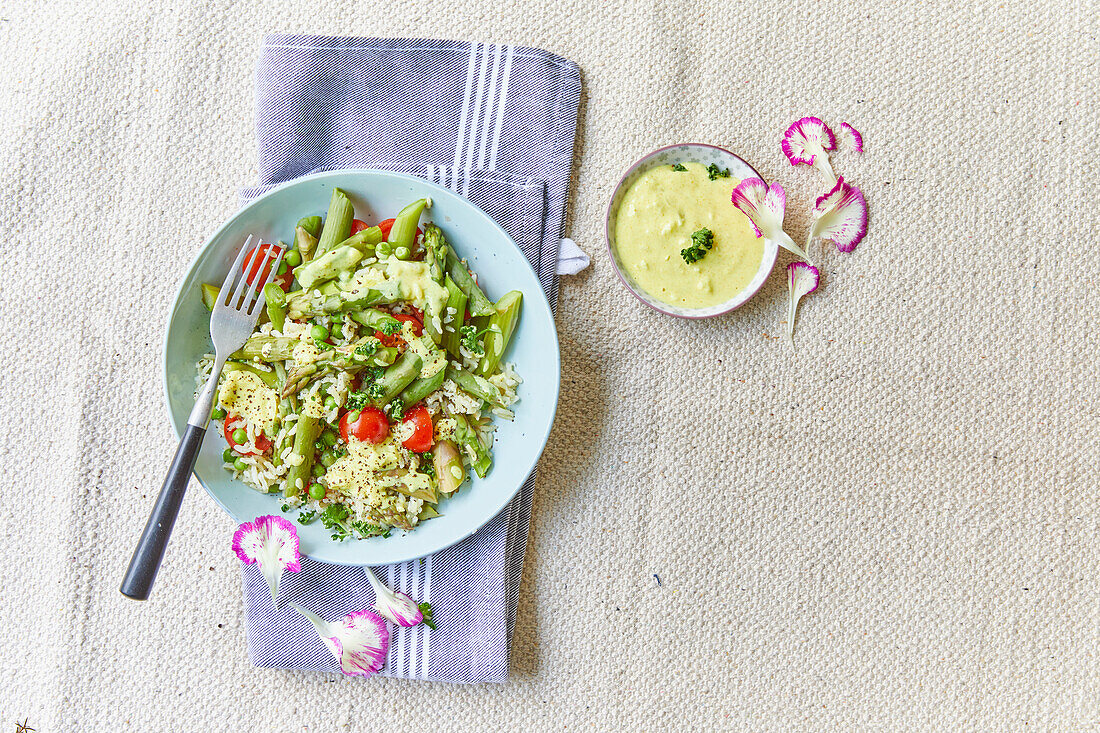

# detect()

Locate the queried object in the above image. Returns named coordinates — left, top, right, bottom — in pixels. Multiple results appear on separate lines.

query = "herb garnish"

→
left=297, top=510, right=317, bottom=524
left=671, top=163, right=687, bottom=172
left=706, top=163, right=730, bottom=180
left=680, top=227, right=714, bottom=264
left=704, top=162, right=730, bottom=180
left=354, top=338, right=380, bottom=357
left=384, top=400, right=405, bottom=421
left=459, top=324, right=487, bottom=355
left=418, top=602, right=436, bottom=630
left=378, top=319, right=403, bottom=336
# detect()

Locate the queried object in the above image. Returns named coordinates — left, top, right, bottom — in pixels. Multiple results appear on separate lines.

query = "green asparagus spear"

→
left=445, top=249, right=494, bottom=316
left=372, top=351, right=423, bottom=406
left=440, top=276, right=468, bottom=356
left=314, top=188, right=354, bottom=259
left=445, top=366, right=503, bottom=406
left=350, top=308, right=402, bottom=334
left=233, top=336, right=297, bottom=361
left=294, top=245, right=364, bottom=290
left=201, top=283, right=220, bottom=311
left=263, top=283, right=287, bottom=332
left=284, top=411, right=322, bottom=498
left=220, top=362, right=278, bottom=388
left=422, top=224, right=448, bottom=283
left=281, top=336, right=389, bottom=397
left=387, top=198, right=427, bottom=256
left=398, top=366, right=446, bottom=406
left=452, top=413, right=492, bottom=478
left=335, top=225, right=383, bottom=254
left=476, top=290, right=522, bottom=377
left=271, top=392, right=296, bottom=468
left=295, top=225, right=319, bottom=264
left=298, top=216, right=322, bottom=239
left=432, top=440, right=465, bottom=494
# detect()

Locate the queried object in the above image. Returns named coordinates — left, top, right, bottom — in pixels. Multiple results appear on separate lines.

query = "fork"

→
left=120, top=236, right=284, bottom=600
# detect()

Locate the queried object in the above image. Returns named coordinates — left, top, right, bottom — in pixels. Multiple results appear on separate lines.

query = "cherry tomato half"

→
left=340, top=406, right=390, bottom=445
left=223, top=416, right=272, bottom=456
left=401, top=406, right=434, bottom=452
left=374, top=313, right=423, bottom=348
left=243, top=242, right=292, bottom=290
left=350, top=219, right=370, bottom=235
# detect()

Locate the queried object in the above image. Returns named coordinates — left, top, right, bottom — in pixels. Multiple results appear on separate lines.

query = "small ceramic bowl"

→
left=605, top=143, right=778, bottom=318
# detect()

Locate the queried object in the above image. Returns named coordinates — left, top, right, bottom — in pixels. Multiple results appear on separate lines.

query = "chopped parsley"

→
left=297, top=510, right=317, bottom=525
left=418, top=453, right=435, bottom=477
left=350, top=520, right=390, bottom=538
left=671, top=163, right=687, bottom=172
left=419, top=602, right=436, bottom=630
left=680, top=227, right=714, bottom=265
left=321, top=503, right=352, bottom=541
left=354, top=338, right=380, bottom=358
left=706, top=163, right=730, bottom=181
left=459, top=324, right=487, bottom=355
left=346, top=366, right=387, bottom=408
left=384, top=399, right=405, bottom=421
left=377, top=319, right=403, bottom=336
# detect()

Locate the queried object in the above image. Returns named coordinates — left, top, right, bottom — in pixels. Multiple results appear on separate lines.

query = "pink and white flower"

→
left=786, top=262, right=820, bottom=343
left=781, top=117, right=837, bottom=181
left=364, top=567, right=423, bottom=627
left=810, top=176, right=868, bottom=253
left=730, top=178, right=808, bottom=259
left=232, top=515, right=302, bottom=604
left=295, top=606, right=390, bottom=677
left=837, top=122, right=864, bottom=154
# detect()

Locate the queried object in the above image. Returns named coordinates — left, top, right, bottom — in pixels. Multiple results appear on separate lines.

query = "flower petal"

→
left=781, top=117, right=837, bottom=181
left=731, top=179, right=808, bottom=259
left=296, top=606, right=390, bottom=678
left=232, top=515, right=301, bottom=603
left=787, top=262, right=820, bottom=343
left=837, top=122, right=864, bottom=154
left=365, top=567, right=423, bottom=627
left=730, top=177, right=769, bottom=238
left=811, top=176, right=868, bottom=253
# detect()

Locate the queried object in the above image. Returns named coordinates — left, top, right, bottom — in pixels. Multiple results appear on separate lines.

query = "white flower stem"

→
left=362, top=566, right=388, bottom=599
left=292, top=603, right=328, bottom=635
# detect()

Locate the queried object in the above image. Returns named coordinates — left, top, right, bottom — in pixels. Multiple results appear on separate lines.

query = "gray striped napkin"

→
left=237, top=35, right=581, bottom=683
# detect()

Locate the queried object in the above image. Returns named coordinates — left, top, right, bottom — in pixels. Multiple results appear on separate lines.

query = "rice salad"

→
left=195, top=190, right=523, bottom=541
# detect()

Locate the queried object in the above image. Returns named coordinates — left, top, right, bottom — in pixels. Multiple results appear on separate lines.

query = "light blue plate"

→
left=163, top=169, right=561, bottom=565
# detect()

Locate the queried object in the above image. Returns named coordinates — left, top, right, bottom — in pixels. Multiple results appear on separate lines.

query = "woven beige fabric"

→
left=1, top=0, right=1097, bottom=729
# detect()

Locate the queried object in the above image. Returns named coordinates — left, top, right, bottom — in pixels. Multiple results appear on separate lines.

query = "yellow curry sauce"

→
left=614, top=162, right=763, bottom=309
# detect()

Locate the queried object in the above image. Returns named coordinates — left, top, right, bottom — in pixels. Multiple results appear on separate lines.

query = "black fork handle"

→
left=120, top=424, right=206, bottom=600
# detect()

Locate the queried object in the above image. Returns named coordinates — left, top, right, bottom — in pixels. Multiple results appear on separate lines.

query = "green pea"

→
left=211, top=406, right=226, bottom=420
left=321, top=451, right=338, bottom=467
left=233, top=458, right=248, bottom=472
left=311, top=324, right=330, bottom=342
left=277, top=260, right=289, bottom=275
left=375, top=242, right=392, bottom=257
left=308, top=483, right=326, bottom=500
left=284, top=249, right=302, bottom=267
left=322, top=429, right=338, bottom=447
left=222, top=448, right=235, bottom=463
left=347, top=410, right=360, bottom=423
left=331, top=323, right=343, bottom=339
left=232, top=428, right=248, bottom=443
left=311, top=464, right=325, bottom=478
left=394, top=246, right=410, bottom=260
left=324, top=396, right=338, bottom=412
